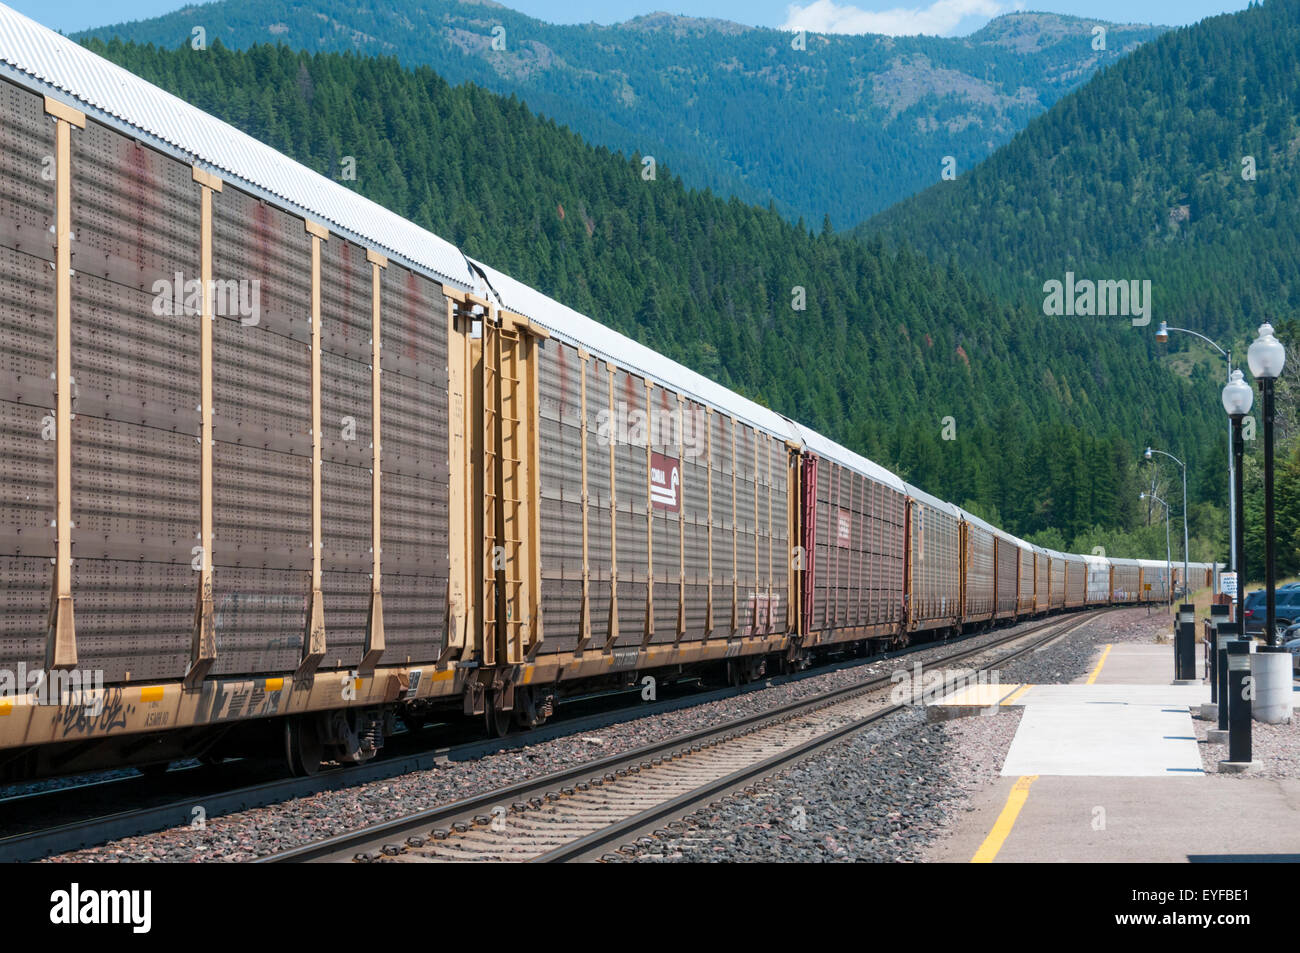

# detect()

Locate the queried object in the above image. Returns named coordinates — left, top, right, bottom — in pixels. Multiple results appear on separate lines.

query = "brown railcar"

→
left=805, top=448, right=907, bottom=649
left=959, top=512, right=997, bottom=626
left=904, top=488, right=961, bottom=634
left=993, top=533, right=1020, bottom=619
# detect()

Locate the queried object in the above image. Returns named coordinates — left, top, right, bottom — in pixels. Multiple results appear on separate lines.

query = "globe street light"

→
left=1140, top=491, right=1173, bottom=605
left=1220, top=370, right=1254, bottom=746
left=1221, top=369, right=1252, bottom=609
left=1144, top=447, right=1189, bottom=600
left=1247, top=323, right=1285, bottom=646
left=1246, top=322, right=1291, bottom=726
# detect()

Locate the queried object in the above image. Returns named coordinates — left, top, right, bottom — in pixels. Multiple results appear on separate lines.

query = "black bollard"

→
left=1208, top=604, right=1229, bottom=705
left=1216, top=622, right=1239, bottom=733
left=1226, top=639, right=1254, bottom=765
left=1175, top=604, right=1196, bottom=681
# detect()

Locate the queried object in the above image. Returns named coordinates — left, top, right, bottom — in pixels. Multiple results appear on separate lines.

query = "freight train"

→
left=0, top=6, right=1218, bottom=779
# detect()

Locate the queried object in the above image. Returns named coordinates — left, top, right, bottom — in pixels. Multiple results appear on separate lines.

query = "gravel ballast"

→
left=613, top=605, right=1175, bottom=862
left=40, top=608, right=1134, bottom=862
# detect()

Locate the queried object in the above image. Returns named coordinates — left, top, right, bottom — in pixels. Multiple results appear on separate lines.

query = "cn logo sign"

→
left=650, top=451, right=680, bottom=512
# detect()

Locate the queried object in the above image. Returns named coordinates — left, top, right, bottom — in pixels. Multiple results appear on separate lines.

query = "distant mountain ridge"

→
left=76, top=1, right=1167, bottom=227
left=860, top=0, right=1300, bottom=353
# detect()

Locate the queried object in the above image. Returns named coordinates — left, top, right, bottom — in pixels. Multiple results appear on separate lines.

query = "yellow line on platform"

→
left=972, top=775, right=1037, bottom=863
left=1086, top=643, right=1113, bottom=685
left=1000, top=684, right=1032, bottom=706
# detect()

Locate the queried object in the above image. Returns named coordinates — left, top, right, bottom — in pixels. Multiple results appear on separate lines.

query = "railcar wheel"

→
left=285, top=716, right=323, bottom=777
left=485, top=697, right=512, bottom=738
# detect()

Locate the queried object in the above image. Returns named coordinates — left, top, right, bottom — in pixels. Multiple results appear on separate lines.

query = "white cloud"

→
left=781, top=0, right=1023, bottom=37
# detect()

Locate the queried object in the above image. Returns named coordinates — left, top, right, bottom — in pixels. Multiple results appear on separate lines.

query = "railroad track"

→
left=0, top=617, right=1034, bottom=862
left=263, top=608, right=1109, bottom=863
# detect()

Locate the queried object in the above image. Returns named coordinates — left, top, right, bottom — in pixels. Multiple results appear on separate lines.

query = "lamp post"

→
left=1139, top=491, right=1173, bottom=606
left=1221, top=370, right=1251, bottom=613
left=1144, top=446, right=1189, bottom=600
left=1156, top=321, right=1235, bottom=583
left=1218, top=370, right=1253, bottom=743
left=1246, top=323, right=1291, bottom=725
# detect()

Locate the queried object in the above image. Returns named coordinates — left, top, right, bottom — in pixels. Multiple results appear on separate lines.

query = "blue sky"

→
left=15, top=0, right=1253, bottom=37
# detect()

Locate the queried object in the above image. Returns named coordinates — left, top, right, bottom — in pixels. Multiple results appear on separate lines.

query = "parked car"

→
left=1243, top=589, right=1300, bottom=640
left=1281, top=627, right=1300, bottom=673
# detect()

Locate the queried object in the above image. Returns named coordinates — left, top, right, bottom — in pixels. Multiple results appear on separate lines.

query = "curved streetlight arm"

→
left=1162, top=324, right=1231, bottom=367
left=1145, top=447, right=1185, bottom=470
left=1144, top=448, right=1190, bottom=598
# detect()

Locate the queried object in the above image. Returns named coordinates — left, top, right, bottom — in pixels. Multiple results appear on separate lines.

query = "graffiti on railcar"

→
left=59, top=687, right=130, bottom=737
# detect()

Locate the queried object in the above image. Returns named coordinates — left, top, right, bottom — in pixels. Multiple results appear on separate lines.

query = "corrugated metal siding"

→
left=378, top=266, right=448, bottom=664
left=810, top=456, right=904, bottom=636
left=0, top=79, right=55, bottom=675
left=681, top=400, right=710, bottom=639
left=1016, top=545, right=1035, bottom=614
left=319, top=237, right=373, bottom=668
left=70, top=117, right=199, bottom=682
left=995, top=537, right=1018, bottom=616
left=1111, top=559, right=1141, bottom=602
left=650, top=385, right=682, bottom=644
left=612, top=367, right=647, bottom=648
left=734, top=422, right=758, bottom=636
left=909, top=497, right=960, bottom=630
left=1065, top=554, right=1086, bottom=607
left=585, top=357, right=611, bottom=647
left=1034, top=550, right=1049, bottom=612
left=210, top=183, right=310, bottom=676
left=1139, top=561, right=1170, bottom=602
left=0, top=5, right=473, bottom=291
left=1050, top=554, right=1066, bottom=609
left=963, top=521, right=995, bottom=621
left=537, top=339, right=583, bottom=654
left=1085, top=557, right=1111, bottom=603
left=710, top=410, right=734, bottom=635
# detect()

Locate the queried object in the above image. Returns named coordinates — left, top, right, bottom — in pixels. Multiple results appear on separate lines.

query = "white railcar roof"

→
left=0, top=3, right=474, bottom=290
left=903, top=483, right=961, bottom=518
left=956, top=507, right=1012, bottom=543
left=787, top=423, right=907, bottom=493
left=471, top=257, right=802, bottom=444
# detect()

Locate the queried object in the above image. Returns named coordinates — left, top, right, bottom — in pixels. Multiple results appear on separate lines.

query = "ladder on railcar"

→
left=478, top=311, right=545, bottom=671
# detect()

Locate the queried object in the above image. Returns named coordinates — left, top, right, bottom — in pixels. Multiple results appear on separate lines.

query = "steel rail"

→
left=534, top=610, right=1099, bottom=863
left=263, top=609, right=1109, bottom=863
left=1, top=614, right=1056, bottom=862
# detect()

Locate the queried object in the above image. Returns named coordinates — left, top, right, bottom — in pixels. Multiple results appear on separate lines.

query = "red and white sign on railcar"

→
left=650, top=452, right=681, bottom=512
left=836, top=509, right=852, bottom=547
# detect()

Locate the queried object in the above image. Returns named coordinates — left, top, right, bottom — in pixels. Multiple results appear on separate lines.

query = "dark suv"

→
left=1243, top=588, right=1300, bottom=640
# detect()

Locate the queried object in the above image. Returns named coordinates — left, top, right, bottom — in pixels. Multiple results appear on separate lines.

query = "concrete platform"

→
left=932, top=640, right=1300, bottom=862
left=936, top=775, right=1300, bottom=863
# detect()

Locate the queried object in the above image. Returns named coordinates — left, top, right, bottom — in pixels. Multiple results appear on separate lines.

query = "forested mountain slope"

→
left=78, top=2, right=1165, bottom=227
left=78, top=36, right=1215, bottom=551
